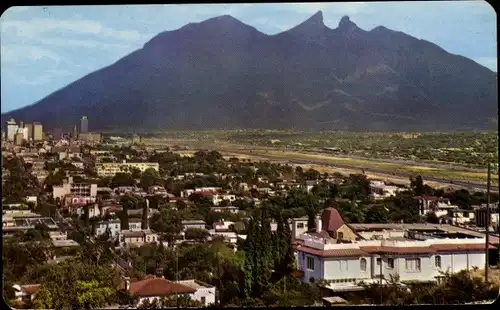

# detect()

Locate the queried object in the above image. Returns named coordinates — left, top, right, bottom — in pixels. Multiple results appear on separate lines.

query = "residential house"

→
left=182, top=220, right=207, bottom=231
left=210, top=205, right=239, bottom=214
left=175, top=280, right=216, bottom=306
left=12, top=284, right=41, bottom=304
left=369, top=181, right=401, bottom=200
left=123, top=276, right=202, bottom=307
left=212, top=194, right=236, bottom=206
left=414, top=196, right=455, bottom=217
left=94, top=220, right=121, bottom=239
left=120, top=230, right=159, bottom=247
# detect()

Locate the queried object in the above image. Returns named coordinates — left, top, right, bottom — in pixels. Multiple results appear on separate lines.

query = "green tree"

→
left=140, top=168, right=161, bottom=191
left=111, top=172, right=135, bottom=188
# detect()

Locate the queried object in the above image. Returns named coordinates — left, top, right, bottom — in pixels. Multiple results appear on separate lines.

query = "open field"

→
left=226, top=149, right=498, bottom=186
left=140, top=135, right=499, bottom=189
left=133, top=130, right=498, bottom=169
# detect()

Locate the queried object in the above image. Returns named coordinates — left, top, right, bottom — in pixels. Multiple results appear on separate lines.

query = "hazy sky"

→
left=1, top=1, right=497, bottom=113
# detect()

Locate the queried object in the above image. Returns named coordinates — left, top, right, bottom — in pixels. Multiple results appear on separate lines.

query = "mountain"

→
left=2, top=11, right=497, bottom=132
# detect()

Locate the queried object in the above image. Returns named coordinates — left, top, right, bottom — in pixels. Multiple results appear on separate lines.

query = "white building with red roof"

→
left=295, top=229, right=494, bottom=292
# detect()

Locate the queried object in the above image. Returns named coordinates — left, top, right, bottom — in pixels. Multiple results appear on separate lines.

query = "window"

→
left=200, top=297, right=206, bottom=305
left=338, top=232, right=344, bottom=240
left=435, top=255, right=442, bottom=268
left=376, top=258, right=381, bottom=266
left=297, top=223, right=304, bottom=229
left=387, top=258, right=395, bottom=269
left=360, top=258, right=367, bottom=271
left=405, top=258, right=421, bottom=272
left=307, top=256, right=315, bottom=270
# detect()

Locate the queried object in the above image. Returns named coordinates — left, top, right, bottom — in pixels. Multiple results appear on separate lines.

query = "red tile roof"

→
left=322, top=208, right=345, bottom=232
left=21, top=284, right=41, bottom=295
left=430, top=243, right=496, bottom=252
left=360, top=246, right=436, bottom=254
left=297, top=245, right=368, bottom=258
left=309, top=230, right=332, bottom=239
left=129, top=277, right=196, bottom=297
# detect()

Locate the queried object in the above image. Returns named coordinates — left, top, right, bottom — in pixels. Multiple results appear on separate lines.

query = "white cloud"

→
left=1, top=18, right=151, bottom=45
left=1, top=44, right=60, bottom=64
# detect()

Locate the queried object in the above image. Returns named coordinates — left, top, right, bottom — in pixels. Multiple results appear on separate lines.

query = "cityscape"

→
left=1, top=2, right=499, bottom=309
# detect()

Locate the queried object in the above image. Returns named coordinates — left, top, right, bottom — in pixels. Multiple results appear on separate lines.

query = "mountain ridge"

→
left=2, top=12, right=497, bottom=132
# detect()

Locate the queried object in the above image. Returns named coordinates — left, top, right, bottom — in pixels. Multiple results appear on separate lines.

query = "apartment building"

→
left=52, top=177, right=97, bottom=200
left=95, top=161, right=159, bottom=177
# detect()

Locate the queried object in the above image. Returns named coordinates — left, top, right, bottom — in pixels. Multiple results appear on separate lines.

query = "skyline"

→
left=1, top=2, right=497, bottom=113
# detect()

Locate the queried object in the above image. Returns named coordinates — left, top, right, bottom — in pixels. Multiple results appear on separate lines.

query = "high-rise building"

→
left=6, top=118, right=18, bottom=141
left=18, top=127, right=28, bottom=140
left=80, top=116, right=88, bottom=133
left=73, top=125, right=78, bottom=139
left=33, top=122, right=43, bottom=141
left=25, top=123, right=33, bottom=140
left=14, top=132, right=24, bottom=145
left=19, top=121, right=24, bottom=128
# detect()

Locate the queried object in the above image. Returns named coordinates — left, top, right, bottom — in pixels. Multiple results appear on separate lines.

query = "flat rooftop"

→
left=176, top=280, right=214, bottom=289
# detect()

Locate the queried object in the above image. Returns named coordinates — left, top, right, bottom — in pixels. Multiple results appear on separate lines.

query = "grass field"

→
left=248, top=150, right=499, bottom=185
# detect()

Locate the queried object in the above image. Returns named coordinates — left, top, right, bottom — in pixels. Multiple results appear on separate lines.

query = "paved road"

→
left=227, top=151, right=499, bottom=192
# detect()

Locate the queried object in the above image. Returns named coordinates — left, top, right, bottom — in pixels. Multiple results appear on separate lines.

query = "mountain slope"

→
left=2, top=11, right=497, bottom=132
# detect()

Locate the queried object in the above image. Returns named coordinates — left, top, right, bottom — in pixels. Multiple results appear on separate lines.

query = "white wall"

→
left=188, top=287, right=216, bottom=306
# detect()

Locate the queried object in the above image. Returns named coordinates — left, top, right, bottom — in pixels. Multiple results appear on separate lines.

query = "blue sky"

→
left=1, top=1, right=497, bottom=113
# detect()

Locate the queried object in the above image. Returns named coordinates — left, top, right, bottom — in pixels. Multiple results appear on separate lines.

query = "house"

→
left=212, top=221, right=234, bottom=232
left=180, top=187, right=222, bottom=198
left=175, top=280, right=216, bottom=306
left=295, top=232, right=494, bottom=292
left=210, top=205, right=239, bottom=214
left=123, top=276, right=207, bottom=307
left=129, top=218, right=144, bottom=231
left=12, top=284, right=41, bottom=303
left=212, top=194, right=236, bottom=206
left=120, top=230, right=159, bottom=247
left=70, top=203, right=101, bottom=218
left=94, top=220, right=121, bottom=239
left=449, top=209, right=476, bottom=225
left=182, top=220, right=206, bottom=231
left=414, top=196, right=455, bottom=217
left=369, top=181, right=401, bottom=200
left=289, top=217, right=309, bottom=240
left=209, top=230, right=238, bottom=244
left=63, top=195, right=96, bottom=207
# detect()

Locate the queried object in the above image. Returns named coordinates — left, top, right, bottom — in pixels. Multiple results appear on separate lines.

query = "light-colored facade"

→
left=6, top=119, right=18, bottom=141
left=94, top=220, right=121, bottom=238
left=175, top=280, right=216, bottom=306
left=296, top=233, right=491, bottom=291
left=369, top=181, right=401, bottom=200
left=120, top=230, right=159, bottom=247
left=33, top=122, right=43, bottom=141
left=52, top=177, right=98, bottom=201
left=95, top=161, right=159, bottom=177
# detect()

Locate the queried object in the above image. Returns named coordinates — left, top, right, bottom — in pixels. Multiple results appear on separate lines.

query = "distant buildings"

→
left=6, top=118, right=18, bottom=141
left=95, top=161, right=160, bottom=177
left=33, top=122, right=43, bottom=141
left=80, top=116, right=88, bottom=133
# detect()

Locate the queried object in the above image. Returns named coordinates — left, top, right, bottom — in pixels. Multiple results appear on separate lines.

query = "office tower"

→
left=18, top=127, right=28, bottom=140
left=25, top=123, right=33, bottom=140
left=19, top=121, right=24, bottom=128
left=73, top=125, right=78, bottom=139
left=80, top=116, right=88, bottom=133
left=33, top=122, right=43, bottom=141
left=6, top=118, right=18, bottom=141
left=14, top=132, right=24, bottom=145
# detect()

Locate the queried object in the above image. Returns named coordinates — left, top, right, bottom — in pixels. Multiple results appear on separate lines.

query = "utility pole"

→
left=485, top=161, right=491, bottom=283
